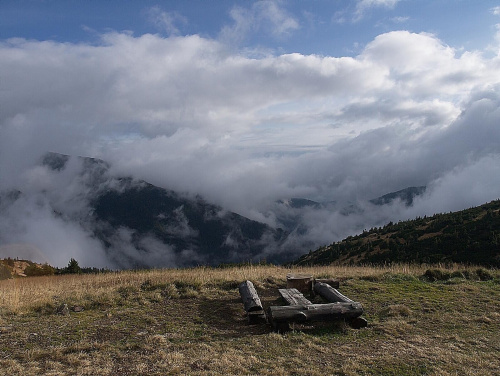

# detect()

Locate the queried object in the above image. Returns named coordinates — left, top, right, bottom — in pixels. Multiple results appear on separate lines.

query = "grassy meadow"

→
left=0, top=264, right=499, bottom=375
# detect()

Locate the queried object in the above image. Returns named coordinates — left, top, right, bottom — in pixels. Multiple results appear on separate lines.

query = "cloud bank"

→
left=1, top=27, right=500, bottom=267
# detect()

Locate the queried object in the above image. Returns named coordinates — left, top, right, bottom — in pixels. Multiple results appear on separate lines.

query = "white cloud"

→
left=145, top=6, right=187, bottom=36
left=1, top=31, right=497, bottom=198
left=256, top=0, right=300, bottom=36
left=409, top=155, right=500, bottom=217
left=0, top=191, right=110, bottom=268
left=332, top=10, right=348, bottom=25
left=491, top=6, right=500, bottom=16
left=360, top=31, right=488, bottom=98
left=219, top=0, right=299, bottom=45
left=355, top=0, right=400, bottom=21
left=358, top=0, right=400, bottom=9
left=391, top=16, right=409, bottom=23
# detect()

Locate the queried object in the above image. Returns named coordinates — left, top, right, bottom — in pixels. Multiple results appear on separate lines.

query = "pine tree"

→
left=65, top=258, right=81, bottom=274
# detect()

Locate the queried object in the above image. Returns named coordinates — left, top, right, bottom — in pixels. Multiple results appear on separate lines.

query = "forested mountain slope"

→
left=294, top=200, right=500, bottom=267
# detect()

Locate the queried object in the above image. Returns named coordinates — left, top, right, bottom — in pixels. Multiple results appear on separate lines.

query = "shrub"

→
left=24, top=263, right=55, bottom=277
left=0, top=263, right=11, bottom=280
left=5, top=257, right=15, bottom=267
left=476, top=268, right=494, bottom=281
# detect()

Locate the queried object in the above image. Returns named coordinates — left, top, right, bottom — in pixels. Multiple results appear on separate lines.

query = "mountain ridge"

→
left=293, top=199, right=500, bottom=267
left=2, top=152, right=289, bottom=268
left=4, top=152, right=485, bottom=269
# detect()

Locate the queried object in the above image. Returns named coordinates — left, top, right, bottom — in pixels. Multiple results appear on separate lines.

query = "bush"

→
left=24, top=263, right=55, bottom=277
left=476, top=268, right=494, bottom=281
left=5, top=257, right=15, bottom=267
left=0, top=263, right=11, bottom=280
left=423, top=268, right=496, bottom=282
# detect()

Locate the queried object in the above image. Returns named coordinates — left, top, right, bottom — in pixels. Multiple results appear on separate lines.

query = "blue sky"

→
left=1, top=1, right=498, bottom=55
left=1, top=1, right=500, bottom=264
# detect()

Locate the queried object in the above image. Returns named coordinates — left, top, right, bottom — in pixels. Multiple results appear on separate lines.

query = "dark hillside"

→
left=294, top=200, right=500, bottom=267
left=93, top=180, right=285, bottom=266
left=370, top=186, right=426, bottom=206
left=1, top=152, right=288, bottom=269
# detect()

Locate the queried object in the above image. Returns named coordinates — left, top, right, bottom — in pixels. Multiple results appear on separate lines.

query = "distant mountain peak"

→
left=41, top=152, right=70, bottom=171
left=276, top=198, right=322, bottom=209
left=370, top=186, right=427, bottom=207
left=41, top=152, right=110, bottom=172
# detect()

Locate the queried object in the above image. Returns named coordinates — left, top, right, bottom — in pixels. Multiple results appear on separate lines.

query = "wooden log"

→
left=313, top=282, right=367, bottom=329
left=239, top=280, right=266, bottom=324
left=239, top=280, right=263, bottom=312
left=313, top=282, right=354, bottom=303
left=313, top=278, right=340, bottom=289
left=278, top=288, right=312, bottom=306
left=268, top=302, right=364, bottom=324
left=286, top=274, right=313, bottom=293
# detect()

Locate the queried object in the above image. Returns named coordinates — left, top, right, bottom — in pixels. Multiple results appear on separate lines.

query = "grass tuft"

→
left=422, top=268, right=451, bottom=282
left=378, top=304, right=412, bottom=319
left=475, top=268, right=494, bottom=281
left=161, top=283, right=180, bottom=299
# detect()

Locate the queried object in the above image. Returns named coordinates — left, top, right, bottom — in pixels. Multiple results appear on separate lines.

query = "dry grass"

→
left=0, top=264, right=422, bottom=314
left=0, top=264, right=498, bottom=375
left=0, top=264, right=444, bottom=314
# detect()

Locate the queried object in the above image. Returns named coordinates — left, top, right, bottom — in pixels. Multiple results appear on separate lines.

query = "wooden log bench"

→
left=239, top=280, right=266, bottom=324
left=313, top=282, right=368, bottom=329
left=313, top=278, right=340, bottom=289
left=269, top=285, right=366, bottom=331
left=313, top=282, right=353, bottom=303
left=268, top=302, right=364, bottom=325
left=278, top=288, right=312, bottom=306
